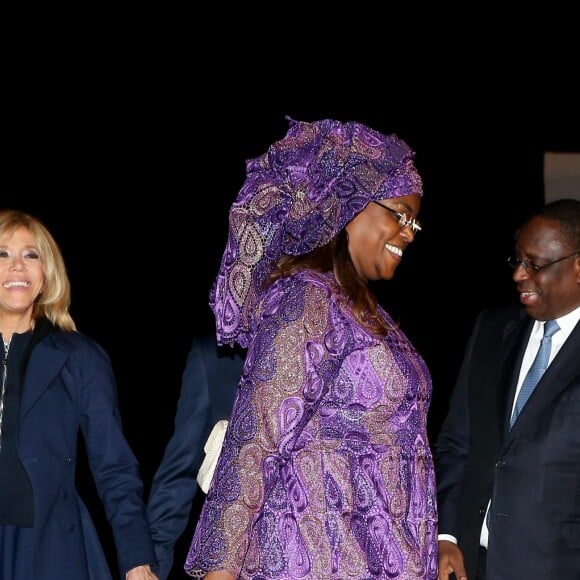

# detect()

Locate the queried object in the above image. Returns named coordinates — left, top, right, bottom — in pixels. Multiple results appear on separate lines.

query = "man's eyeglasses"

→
left=507, top=251, right=580, bottom=273
left=372, top=201, right=422, bottom=234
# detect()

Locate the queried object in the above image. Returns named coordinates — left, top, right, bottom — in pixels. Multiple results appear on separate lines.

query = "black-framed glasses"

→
left=372, top=201, right=422, bottom=234
left=507, top=251, right=580, bottom=273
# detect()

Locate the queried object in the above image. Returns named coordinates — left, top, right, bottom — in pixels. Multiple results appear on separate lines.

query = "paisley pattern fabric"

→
left=210, top=118, right=423, bottom=348
left=186, top=270, right=437, bottom=579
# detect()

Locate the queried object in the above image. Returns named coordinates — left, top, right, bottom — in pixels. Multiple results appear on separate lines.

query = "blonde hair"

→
left=0, top=209, right=76, bottom=331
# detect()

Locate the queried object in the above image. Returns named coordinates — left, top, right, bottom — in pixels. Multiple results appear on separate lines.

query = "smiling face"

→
left=513, top=216, right=580, bottom=320
left=345, top=192, right=422, bottom=282
left=0, top=226, right=45, bottom=326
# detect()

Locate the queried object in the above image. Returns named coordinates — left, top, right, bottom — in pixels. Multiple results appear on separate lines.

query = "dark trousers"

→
left=476, top=546, right=487, bottom=580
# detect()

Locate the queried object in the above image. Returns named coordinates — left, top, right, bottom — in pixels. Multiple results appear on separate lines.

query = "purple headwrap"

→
left=210, top=117, right=423, bottom=347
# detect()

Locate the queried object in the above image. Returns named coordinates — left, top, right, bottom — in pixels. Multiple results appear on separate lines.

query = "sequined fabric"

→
left=210, top=118, right=423, bottom=348
left=186, top=270, right=438, bottom=579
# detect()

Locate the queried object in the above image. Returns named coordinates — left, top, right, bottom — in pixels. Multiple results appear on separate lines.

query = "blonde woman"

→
left=0, top=209, right=158, bottom=579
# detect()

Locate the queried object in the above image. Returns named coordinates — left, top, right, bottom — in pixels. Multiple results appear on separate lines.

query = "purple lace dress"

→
left=185, top=270, right=438, bottom=579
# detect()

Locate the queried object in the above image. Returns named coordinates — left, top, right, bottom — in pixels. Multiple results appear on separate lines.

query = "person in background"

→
left=147, top=334, right=245, bottom=580
left=184, top=117, right=438, bottom=579
left=435, top=199, right=580, bottom=579
left=0, top=209, right=158, bottom=579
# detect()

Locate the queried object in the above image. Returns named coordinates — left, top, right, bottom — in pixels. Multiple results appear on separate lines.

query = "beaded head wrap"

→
left=210, top=117, right=423, bottom=347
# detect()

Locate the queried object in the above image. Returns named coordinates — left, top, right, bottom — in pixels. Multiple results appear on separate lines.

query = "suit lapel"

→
left=508, top=320, right=580, bottom=435
left=499, top=316, right=532, bottom=434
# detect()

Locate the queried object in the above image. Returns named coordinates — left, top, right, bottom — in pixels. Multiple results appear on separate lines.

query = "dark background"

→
left=4, top=110, right=580, bottom=577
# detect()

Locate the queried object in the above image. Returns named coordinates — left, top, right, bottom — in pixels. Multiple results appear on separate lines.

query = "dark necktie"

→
left=510, top=319, right=560, bottom=428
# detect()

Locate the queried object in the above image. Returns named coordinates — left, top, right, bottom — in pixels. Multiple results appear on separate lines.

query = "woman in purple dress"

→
left=185, top=118, right=438, bottom=579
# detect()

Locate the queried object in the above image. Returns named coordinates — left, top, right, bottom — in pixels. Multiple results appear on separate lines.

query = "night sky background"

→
left=4, top=107, right=580, bottom=576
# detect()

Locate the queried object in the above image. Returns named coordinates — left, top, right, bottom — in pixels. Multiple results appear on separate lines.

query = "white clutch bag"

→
left=196, top=419, right=228, bottom=493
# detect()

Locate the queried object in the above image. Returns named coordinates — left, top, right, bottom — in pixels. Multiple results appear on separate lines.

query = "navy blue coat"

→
left=146, top=335, right=245, bottom=580
left=8, top=326, right=156, bottom=579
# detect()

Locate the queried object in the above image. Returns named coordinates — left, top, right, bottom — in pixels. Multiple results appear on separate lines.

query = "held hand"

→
left=204, top=571, right=236, bottom=580
left=125, top=564, right=158, bottom=579
left=438, top=540, right=467, bottom=580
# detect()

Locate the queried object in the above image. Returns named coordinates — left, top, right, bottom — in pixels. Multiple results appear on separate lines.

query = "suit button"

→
left=479, top=507, right=486, bottom=516
left=495, top=459, right=505, bottom=469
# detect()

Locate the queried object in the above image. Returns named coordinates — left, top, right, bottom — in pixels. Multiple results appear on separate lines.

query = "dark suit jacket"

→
left=146, top=335, right=245, bottom=580
left=434, top=305, right=580, bottom=579
left=10, top=325, right=156, bottom=579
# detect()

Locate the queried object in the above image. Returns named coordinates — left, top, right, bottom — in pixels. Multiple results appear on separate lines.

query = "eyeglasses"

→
left=372, top=201, right=422, bottom=234
left=507, top=251, right=580, bottom=273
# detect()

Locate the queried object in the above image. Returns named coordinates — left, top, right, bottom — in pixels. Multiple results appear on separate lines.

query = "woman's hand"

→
left=126, top=564, right=158, bottom=579
left=205, top=571, right=236, bottom=579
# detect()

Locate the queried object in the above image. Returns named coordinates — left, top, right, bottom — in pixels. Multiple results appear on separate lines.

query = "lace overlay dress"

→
left=186, top=270, right=438, bottom=579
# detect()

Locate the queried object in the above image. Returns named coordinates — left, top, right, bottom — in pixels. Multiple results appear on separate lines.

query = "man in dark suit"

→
left=434, top=198, right=580, bottom=579
left=146, top=334, right=245, bottom=580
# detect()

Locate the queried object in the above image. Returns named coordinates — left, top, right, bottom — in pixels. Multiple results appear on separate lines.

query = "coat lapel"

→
left=20, top=339, right=69, bottom=418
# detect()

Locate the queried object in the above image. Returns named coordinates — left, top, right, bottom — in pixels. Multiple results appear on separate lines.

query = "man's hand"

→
left=438, top=539, right=467, bottom=580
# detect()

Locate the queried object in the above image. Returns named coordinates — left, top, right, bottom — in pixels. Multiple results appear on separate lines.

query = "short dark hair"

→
left=531, top=198, right=580, bottom=249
